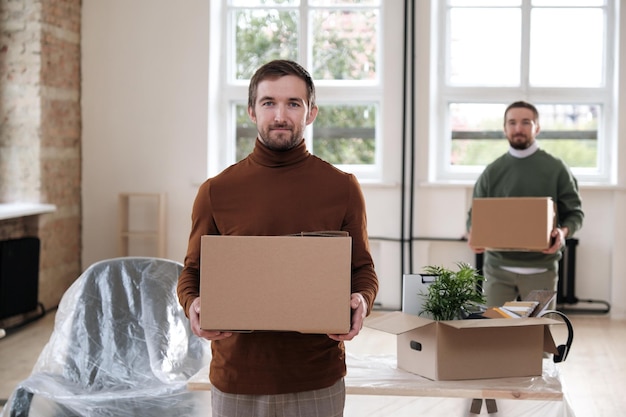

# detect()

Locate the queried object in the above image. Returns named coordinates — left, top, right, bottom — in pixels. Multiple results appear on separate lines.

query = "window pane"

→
left=234, top=103, right=380, bottom=166
left=232, top=0, right=299, bottom=6
left=311, top=9, right=378, bottom=80
left=313, top=104, right=376, bottom=164
left=449, top=0, right=520, bottom=5
left=532, top=0, right=604, bottom=6
left=534, top=104, right=599, bottom=168
left=530, top=9, right=604, bottom=87
left=450, top=103, right=508, bottom=166
left=449, top=9, right=521, bottom=86
left=449, top=103, right=598, bottom=168
left=235, top=104, right=257, bottom=161
left=310, top=0, right=380, bottom=5
left=234, top=9, right=299, bottom=80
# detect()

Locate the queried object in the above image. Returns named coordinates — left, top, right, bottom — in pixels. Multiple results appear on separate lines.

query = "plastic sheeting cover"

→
left=1, top=257, right=211, bottom=417
left=346, top=354, right=564, bottom=396
left=344, top=354, right=576, bottom=416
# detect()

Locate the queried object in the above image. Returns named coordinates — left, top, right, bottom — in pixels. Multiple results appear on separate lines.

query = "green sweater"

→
left=178, top=139, right=378, bottom=395
left=467, top=148, right=584, bottom=269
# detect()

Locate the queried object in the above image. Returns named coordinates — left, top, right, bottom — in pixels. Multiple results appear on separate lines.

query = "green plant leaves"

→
left=420, top=262, right=485, bottom=321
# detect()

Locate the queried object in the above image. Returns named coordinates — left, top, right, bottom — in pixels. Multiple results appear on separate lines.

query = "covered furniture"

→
left=1, top=257, right=211, bottom=417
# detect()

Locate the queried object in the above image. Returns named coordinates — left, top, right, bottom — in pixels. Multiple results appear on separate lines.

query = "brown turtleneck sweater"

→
left=177, top=139, right=378, bottom=395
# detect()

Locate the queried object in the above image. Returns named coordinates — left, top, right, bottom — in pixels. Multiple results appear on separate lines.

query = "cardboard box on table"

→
left=470, top=197, right=556, bottom=251
left=365, top=311, right=560, bottom=381
left=199, top=233, right=352, bottom=334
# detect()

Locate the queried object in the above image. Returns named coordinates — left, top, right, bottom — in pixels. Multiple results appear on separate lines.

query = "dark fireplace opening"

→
left=0, top=237, right=44, bottom=322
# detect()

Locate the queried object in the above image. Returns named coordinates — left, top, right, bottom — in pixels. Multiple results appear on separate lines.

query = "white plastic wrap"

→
left=1, top=257, right=211, bottom=417
left=346, top=353, right=563, bottom=396
left=343, top=354, right=576, bottom=416
left=187, top=353, right=576, bottom=416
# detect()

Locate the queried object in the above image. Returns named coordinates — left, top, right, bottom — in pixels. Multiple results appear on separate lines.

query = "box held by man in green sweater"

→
left=470, top=197, right=556, bottom=251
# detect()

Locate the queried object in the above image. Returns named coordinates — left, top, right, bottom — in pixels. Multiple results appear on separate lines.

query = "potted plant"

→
left=419, top=262, right=485, bottom=321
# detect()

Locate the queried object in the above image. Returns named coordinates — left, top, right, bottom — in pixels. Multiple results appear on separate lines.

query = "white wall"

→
left=82, top=0, right=210, bottom=268
left=81, top=1, right=626, bottom=318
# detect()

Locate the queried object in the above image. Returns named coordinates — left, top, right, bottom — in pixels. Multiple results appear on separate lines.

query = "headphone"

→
left=538, top=310, right=574, bottom=363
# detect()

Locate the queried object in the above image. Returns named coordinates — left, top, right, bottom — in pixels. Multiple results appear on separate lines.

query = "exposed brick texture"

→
left=0, top=0, right=82, bottom=321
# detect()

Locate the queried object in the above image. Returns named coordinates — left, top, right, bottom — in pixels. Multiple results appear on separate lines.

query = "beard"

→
left=257, top=123, right=304, bottom=151
left=508, top=133, right=532, bottom=150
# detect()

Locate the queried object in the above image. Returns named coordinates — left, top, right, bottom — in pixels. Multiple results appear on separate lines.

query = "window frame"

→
left=432, top=0, right=618, bottom=185
left=207, top=0, right=405, bottom=184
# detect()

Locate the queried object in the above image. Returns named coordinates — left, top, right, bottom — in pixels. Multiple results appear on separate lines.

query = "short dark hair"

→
left=248, top=60, right=316, bottom=110
left=504, top=101, right=539, bottom=124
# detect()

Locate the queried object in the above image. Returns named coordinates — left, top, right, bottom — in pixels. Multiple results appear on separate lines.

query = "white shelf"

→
left=0, top=203, right=56, bottom=221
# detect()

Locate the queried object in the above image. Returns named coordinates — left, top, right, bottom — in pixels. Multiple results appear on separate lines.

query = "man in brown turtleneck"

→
left=177, top=59, right=378, bottom=417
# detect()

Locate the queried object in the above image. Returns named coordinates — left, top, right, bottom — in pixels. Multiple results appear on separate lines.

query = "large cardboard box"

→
left=200, top=234, right=352, bottom=334
left=470, top=197, right=556, bottom=251
left=365, top=311, right=560, bottom=381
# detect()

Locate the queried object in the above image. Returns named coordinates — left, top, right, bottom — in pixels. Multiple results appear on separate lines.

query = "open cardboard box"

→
left=200, top=234, right=352, bottom=334
left=470, top=197, right=556, bottom=251
left=365, top=311, right=561, bottom=380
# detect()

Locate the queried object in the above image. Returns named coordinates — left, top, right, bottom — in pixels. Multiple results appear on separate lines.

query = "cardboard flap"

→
left=365, top=311, right=432, bottom=335
left=365, top=311, right=564, bottom=347
left=441, top=316, right=560, bottom=329
left=543, top=325, right=560, bottom=354
left=446, top=316, right=561, bottom=355
left=288, top=230, right=350, bottom=237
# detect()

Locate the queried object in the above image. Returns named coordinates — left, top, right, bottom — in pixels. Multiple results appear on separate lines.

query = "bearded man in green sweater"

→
left=467, top=101, right=584, bottom=309
left=177, top=60, right=378, bottom=417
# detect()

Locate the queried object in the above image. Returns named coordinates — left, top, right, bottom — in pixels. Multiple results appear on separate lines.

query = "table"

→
left=188, top=354, right=575, bottom=416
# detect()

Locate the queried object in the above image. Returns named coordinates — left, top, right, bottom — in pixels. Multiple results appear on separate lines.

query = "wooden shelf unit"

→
left=118, top=193, right=166, bottom=258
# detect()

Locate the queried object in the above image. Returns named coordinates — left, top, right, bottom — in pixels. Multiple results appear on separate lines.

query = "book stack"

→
left=482, top=290, right=556, bottom=319
left=489, top=301, right=539, bottom=318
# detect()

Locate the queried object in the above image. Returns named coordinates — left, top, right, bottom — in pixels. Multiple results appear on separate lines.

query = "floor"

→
left=1, top=310, right=625, bottom=416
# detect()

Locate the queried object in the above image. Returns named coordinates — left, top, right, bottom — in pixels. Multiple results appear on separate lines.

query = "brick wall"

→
left=0, top=0, right=81, bottom=320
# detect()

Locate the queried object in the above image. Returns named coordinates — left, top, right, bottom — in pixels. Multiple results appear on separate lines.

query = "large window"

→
left=434, top=0, right=617, bottom=183
left=208, top=0, right=404, bottom=182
